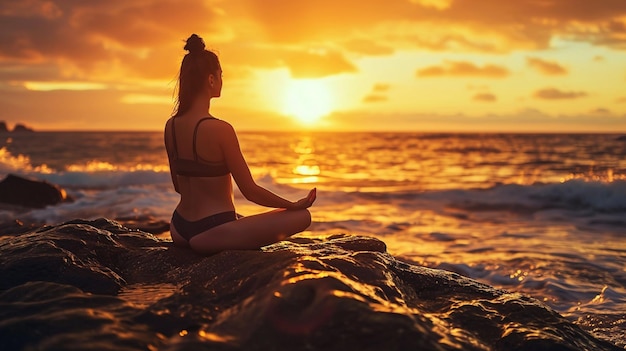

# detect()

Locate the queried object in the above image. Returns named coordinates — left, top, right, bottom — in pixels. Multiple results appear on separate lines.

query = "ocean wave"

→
left=440, top=180, right=626, bottom=214
left=353, top=179, right=626, bottom=216
left=36, top=170, right=171, bottom=189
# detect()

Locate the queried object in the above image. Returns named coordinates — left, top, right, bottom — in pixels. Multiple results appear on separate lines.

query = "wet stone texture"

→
left=0, top=218, right=621, bottom=351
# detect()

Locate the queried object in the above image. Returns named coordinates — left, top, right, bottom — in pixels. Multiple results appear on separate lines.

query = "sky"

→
left=1, top=0, right=626, bottom=132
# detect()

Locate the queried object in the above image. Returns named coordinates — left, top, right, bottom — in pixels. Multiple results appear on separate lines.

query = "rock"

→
left=11, top=123, right=34, bottom=132
left=115, top=215, right=171, bottom=234
left=0, top=219, right=621, bottom=351
left=0, top=121, right=8, bottom=133
left=0, top=174, right=72, bottom=208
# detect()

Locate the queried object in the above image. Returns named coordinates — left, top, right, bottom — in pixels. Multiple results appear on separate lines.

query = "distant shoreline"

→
left=9, top=129, right=626, bottom=135
left=0, top=121, right=34, bottom=133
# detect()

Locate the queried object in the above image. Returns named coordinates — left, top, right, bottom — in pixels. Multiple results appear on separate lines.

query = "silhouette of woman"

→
left=164, top=34, right=315, bottom=254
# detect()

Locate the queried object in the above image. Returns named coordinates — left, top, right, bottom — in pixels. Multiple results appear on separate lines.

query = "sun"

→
left=282, top=79, right=333, bottom=125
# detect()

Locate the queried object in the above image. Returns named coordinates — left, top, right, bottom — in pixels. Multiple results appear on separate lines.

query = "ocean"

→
left=1, top=131, right=625, bottom=348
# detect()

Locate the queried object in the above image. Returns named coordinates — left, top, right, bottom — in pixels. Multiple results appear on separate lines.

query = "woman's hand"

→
left=288, top=188, right=316, bottom=210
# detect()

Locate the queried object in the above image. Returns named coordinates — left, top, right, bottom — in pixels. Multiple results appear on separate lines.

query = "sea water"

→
left=1, top=131, right=625, bottom=347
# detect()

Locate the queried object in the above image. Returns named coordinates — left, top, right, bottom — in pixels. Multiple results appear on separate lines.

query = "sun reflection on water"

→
left=290, top=135, right=321, bottom=184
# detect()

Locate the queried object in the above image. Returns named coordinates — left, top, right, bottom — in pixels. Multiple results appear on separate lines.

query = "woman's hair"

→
left=173, top=34, right=220, bottom=116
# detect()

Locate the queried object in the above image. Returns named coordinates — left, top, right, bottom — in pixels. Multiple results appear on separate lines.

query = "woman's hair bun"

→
left=184, top=34, right=205, bottom=54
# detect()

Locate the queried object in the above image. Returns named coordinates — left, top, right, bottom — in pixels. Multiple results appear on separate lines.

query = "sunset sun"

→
left=282, top=79, right=333, bottom=125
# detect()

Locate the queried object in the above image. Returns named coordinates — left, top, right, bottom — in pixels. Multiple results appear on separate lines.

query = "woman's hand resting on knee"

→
left=288, top=188, right=316, bottom=210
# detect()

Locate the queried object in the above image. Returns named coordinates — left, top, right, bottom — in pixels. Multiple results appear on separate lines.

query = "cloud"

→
left=362, top=83, right=391, bottom=103
left=590, top=108, right=611, bottom=115
left=473, top=93, right=497, bottom=102
left=372, top=83, right=390, bottom=92
left=231, top=0, right=626, bottom=52
left=281, top=50, right=357, bottom=78
left=533, top=88, right=588, bottom=100
left=342, top=39, right=395, bottom=56
left=617, top=97, right=626, bottom=103
left=526, top=57, right=568, bottom=75
left=363, top=94, right=388, bottom=103
left=0, top=0, right=224, bottom=80
left=325, top=108, right=626, bottom=132
left=417, top=61, right=509, bottom=78
left=3, top=0, right=626, bottom=86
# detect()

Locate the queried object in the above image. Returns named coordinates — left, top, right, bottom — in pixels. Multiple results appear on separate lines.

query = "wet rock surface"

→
left=0, top=219, right=620, bottom=351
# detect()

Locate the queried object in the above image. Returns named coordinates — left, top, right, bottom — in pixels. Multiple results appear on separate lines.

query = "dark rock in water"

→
left=0, top=174, right=72, bottom=208
left=12, top=123, right=35, bottom=132
left=0, top=219, right=621, bottom=351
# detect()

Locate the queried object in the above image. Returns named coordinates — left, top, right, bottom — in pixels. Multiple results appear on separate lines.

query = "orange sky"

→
left=1, top=0, right=625, bottom=132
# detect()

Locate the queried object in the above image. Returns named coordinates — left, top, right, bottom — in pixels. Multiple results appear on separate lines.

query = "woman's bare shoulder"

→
left=208, top=118, right=236, bottom=136
left=164, top=117, right=175, bottom=131
left=212, top=117, right=233, bottom=128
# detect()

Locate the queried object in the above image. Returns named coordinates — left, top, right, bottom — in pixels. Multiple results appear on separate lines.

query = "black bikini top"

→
left=170, top=117, right=230, bottom=177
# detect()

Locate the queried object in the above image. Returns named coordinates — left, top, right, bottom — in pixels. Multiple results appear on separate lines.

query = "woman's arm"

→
left=219, top=122, right=314, bottom=209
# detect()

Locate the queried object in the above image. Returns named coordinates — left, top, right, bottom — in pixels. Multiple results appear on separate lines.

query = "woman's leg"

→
left=188, top=208, right=311, bottom=254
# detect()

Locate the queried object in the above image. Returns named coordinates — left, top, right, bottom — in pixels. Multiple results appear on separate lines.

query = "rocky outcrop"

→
left=0, top=174, right=72, bottom=208
left=0, top=121, right=35, bottom=132
left=12, top=123, right=34, bottom=132
left=0, top=219, right=620, bottom=351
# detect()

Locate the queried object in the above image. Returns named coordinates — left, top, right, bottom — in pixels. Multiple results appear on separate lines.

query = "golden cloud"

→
left=363, top=94, right=388, bottom=103
left=473, top=93, right=497, bottom=102
left=362, top=83, right=391, bottom=103
left=533, top=88, right=588, bottom=100
left=417, top=61, right=509, bottom=78
left=3, top=0, right=626, bottom=94
left=281, top=50, right=357, bottom=78
left=342, top=39, right=395, bottom=56
left=526, top=57, right=568, bottom=75
left=372, top=83, right=391, bottom=92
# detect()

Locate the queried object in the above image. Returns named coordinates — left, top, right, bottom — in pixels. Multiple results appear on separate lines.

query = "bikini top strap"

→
left=192, top=117, right=216, bottom=161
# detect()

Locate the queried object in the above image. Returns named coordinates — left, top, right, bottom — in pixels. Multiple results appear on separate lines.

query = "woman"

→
left=164, top=34, right=315, bottom=254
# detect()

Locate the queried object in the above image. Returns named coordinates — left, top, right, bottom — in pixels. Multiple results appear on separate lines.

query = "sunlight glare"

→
left=282, top=79, right=333, bottom=125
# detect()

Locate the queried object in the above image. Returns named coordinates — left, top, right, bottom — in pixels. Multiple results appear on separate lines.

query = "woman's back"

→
left=165, top=115, right=235, bottom=220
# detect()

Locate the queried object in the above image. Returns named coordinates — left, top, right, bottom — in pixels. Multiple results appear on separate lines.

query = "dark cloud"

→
left=417, top=61, right=509, bottom=78
left=533, top=88, right=588, bottom=100
left=0, top=0, right=222, bottom=80
left=526, top=57, right=568, bottom=75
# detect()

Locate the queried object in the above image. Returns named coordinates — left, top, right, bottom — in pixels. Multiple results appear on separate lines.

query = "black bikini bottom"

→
left=171, top=210, right=237, bottom=241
